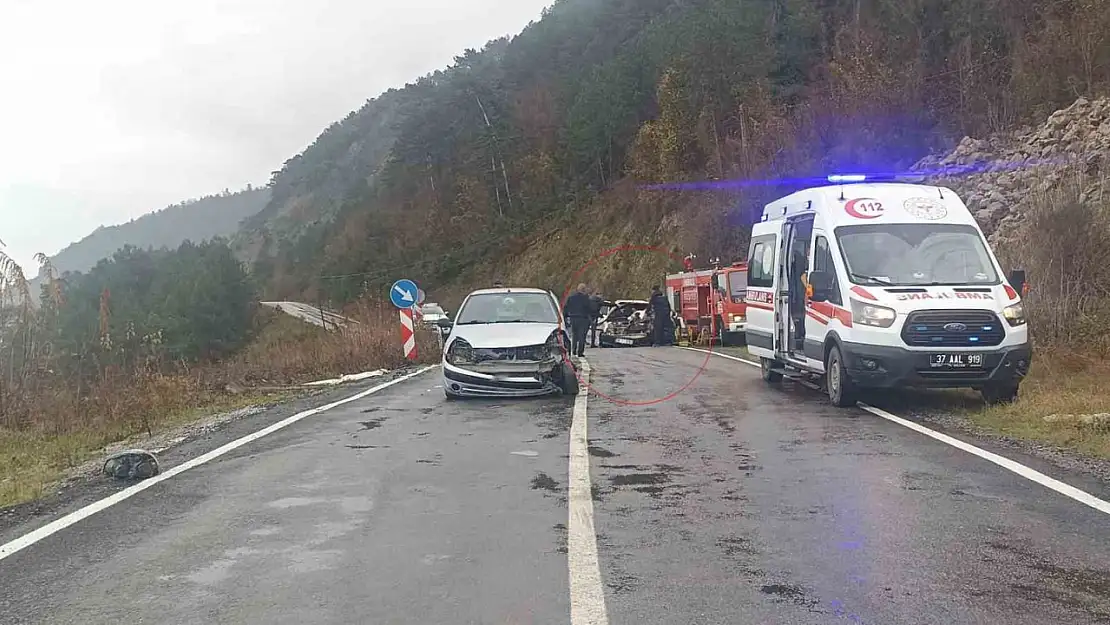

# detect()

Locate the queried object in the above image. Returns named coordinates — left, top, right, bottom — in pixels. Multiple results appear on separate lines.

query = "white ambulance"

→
left=744, top=175, right=1032, bottom=406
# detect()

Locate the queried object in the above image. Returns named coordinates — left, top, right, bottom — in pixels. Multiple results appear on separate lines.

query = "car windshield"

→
left=834, top=223, right=1000, bottom=286
left=421, top=305, right=445, bottom=315
left=455, top=292, right=558, bottom=324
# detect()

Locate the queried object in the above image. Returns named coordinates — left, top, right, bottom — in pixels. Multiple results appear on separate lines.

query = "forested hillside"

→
left=243, top=0, right=1110, bottom=303
left=40, top=186, right=268, bottom=281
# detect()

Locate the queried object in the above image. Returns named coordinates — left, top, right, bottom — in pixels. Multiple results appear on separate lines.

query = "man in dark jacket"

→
left=649, top=286, right=671, bottom=346
left=564, top=283, right=593, bottom=357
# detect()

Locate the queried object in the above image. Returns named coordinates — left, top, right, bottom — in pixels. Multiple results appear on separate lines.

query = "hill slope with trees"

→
left=39, top=186, right=269, bottom=281
left=239, top=0, right=1110, bottom=303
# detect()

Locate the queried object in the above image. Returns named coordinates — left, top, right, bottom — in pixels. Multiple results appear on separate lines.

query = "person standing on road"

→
left=649, top=286, right=671, bottom=346
left=589, top=289, right=604, bottom=348
left=565, top=283, right=593, bottom=358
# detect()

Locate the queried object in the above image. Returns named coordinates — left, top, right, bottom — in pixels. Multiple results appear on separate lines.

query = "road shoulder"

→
left=0, top=367, right=433, bottom=547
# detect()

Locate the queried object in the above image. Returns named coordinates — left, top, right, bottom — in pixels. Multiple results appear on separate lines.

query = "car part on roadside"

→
left=103, top=449, right=161, bottom=480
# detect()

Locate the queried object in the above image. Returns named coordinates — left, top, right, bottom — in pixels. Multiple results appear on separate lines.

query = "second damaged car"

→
left=440, top=287, right=579, bottom=399
left=597, top=300, right=652, bottom=347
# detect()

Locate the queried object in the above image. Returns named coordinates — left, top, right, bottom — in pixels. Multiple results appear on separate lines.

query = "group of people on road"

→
left=565, top=283, right=676, bottom=357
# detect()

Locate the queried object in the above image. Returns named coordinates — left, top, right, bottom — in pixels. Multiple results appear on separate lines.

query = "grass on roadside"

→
left=970, top=350, right=1110, bottom=459
left=0, top=387, right=296, bottom=508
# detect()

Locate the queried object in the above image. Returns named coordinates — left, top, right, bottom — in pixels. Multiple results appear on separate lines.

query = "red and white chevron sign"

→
left=399, top=307, right=418, bottom=360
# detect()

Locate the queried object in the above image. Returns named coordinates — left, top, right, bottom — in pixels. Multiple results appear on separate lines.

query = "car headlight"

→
left=850, top=298, right=896, bottom=328
left=1002, top=302, right=1026, bottom=327
left=445, top=338, right=474, bottom=365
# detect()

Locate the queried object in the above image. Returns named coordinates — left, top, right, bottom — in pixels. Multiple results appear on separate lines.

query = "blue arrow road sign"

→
left=390, top=279, right=419, bottom=309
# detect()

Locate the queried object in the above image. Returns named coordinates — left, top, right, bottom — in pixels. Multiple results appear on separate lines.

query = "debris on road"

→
left=1044, top=413, right=1110, bottom=429
left=304, top=369, right=389, bottom=386
left=103, top=449, right=160, bottom=480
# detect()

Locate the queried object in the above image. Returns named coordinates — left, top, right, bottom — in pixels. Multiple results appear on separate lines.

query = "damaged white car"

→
left=440, top=287, right=579, bottom=399
left=597, top=299, right=652, bottom=347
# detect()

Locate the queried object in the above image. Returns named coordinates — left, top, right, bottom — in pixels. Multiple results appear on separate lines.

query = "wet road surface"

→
left=2, top=347, right=1110, bottom=624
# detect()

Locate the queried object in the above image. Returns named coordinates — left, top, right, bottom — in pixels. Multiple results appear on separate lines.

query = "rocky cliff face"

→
left=914, top=97, right=1110, bottom=243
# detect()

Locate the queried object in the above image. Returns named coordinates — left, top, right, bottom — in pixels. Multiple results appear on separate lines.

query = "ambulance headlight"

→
left=1002, top=302, right=1026, bottom=327
left=850, top=299, right=896, bottom=328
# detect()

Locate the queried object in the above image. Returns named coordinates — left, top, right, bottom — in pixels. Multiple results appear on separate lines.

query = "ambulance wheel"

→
left=981, top=382, right=1018, bottom=405
left=760, top=358, right=782, bottom=384
left=825, top=345, right=858, bottom=407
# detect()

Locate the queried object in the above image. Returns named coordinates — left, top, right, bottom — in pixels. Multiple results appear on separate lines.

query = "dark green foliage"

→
left=49, top=239, right=256, bottom=374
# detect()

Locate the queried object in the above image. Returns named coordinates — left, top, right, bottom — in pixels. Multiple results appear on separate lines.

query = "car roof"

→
left=467, top=287, right=550, bottom=296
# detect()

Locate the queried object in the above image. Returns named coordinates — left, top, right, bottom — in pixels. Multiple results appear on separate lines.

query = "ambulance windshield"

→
left=834, top=223, right=999, bottom=286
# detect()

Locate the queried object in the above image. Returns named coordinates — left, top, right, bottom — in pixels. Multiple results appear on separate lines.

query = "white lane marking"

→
left=677, top=346, right=760, bottom=368
left=681, top=347, right=1110, bottom=517
left=0, top=365, right=438, bottom=562
left=568, top=359, right=609, bottom=625
left=857, top=403, right=1110, bottom=515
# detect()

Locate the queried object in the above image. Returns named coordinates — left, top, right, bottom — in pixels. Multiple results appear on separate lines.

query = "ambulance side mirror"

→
left=808, top=270, right=834, bottom=302
left=1008, top=269, right=1026, bottom=296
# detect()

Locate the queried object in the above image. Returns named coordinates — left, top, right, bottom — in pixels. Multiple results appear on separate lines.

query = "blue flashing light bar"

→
left=828, top=174, right=868, bottom=183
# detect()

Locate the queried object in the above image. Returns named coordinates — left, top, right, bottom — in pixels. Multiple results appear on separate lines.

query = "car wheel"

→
left=557, top=361, right=579, bottom=396
left=760, top=358, right=782, bottom=383
left=981, top=382, right=1019, bottom=405
left=825, top=345, right=858, bottom=408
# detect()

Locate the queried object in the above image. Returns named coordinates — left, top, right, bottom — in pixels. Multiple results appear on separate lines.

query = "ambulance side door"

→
left=804, top=231, right=845, bottom=371
left=743, top=232, right=778, bottom=354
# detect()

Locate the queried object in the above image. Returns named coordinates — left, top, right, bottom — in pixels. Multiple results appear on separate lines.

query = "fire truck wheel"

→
left=825, top=345, right=858, bottom=407
left=760, top=358, right=782, bottom=383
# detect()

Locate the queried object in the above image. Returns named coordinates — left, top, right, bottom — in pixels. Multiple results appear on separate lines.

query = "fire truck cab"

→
left=665, top=261, right=748, bottom=345
left=745, top=176, right=1031, bottom=406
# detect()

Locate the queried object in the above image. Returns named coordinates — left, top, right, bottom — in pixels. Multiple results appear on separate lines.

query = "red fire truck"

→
left=664, top=259, right=749, bottom=345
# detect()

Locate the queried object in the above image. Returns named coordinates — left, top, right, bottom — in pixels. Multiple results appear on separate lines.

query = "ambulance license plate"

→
left=930, top=353, right=983, bottom=368
left=616, top=338, right=633, bottom=345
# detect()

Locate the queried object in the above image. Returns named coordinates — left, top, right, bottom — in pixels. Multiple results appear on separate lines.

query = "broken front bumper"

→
left=442, top=361, right=561, bottom=397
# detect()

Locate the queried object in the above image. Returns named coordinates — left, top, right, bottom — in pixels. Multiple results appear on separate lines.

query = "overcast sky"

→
left=0, top=0, right=554, bottom=270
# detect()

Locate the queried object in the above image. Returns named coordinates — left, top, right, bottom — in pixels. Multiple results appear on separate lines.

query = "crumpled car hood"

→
left=450, top=322, right=558, bottom=348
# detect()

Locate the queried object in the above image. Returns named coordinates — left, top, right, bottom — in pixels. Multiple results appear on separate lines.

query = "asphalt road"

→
left=2, top=347, right=1110, bottom=624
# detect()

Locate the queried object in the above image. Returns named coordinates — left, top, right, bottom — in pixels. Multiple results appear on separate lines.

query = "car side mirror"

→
left=1008, top=269, right=1027, bottom=296
left=436, top=318, right=453, bottom=330
left=808, top=270, right=834, bottom=302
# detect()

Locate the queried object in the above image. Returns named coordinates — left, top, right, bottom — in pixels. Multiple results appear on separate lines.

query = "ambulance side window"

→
left=747, top=235, right=775, bottom=288
left=812, top=235, right=842, bottom=306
